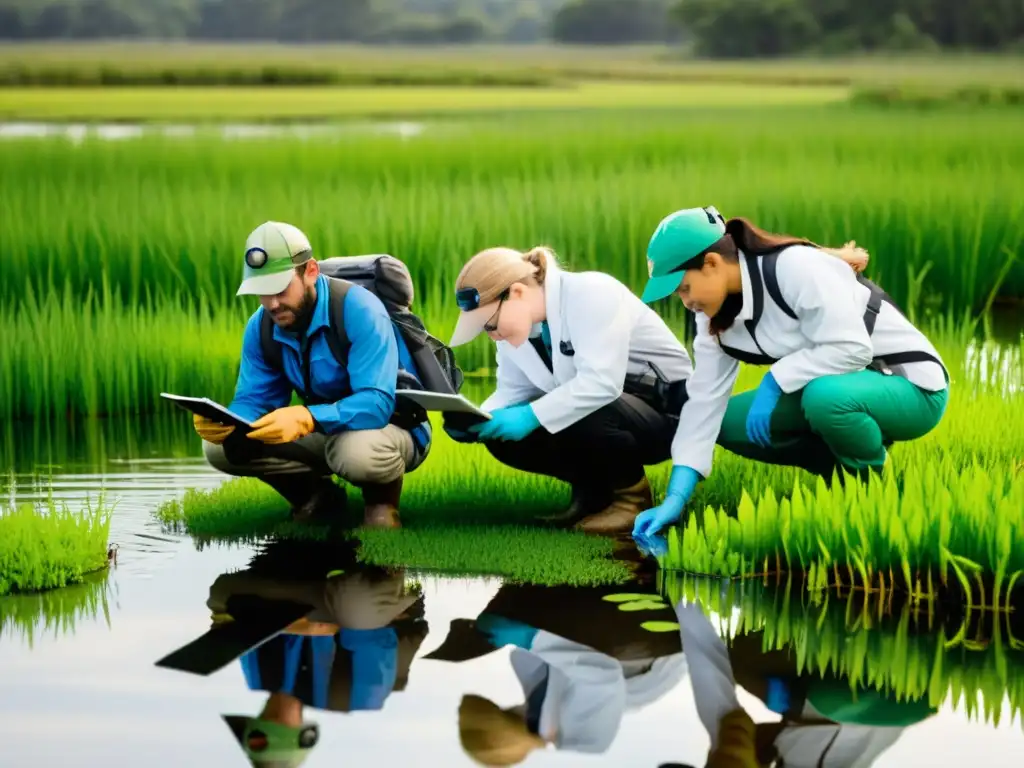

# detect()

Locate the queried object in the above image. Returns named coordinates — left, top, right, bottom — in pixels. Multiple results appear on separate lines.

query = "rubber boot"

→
left=574, top=475, right=654, bottom=535
left=535, top=485, right=611, bottom=527
left=361, top=476, right=403, bottom=529
left=259, top=474, right=346, bottom=519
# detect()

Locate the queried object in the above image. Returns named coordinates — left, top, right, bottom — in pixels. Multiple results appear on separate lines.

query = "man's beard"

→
left=273, top=286, right=317, bottom=333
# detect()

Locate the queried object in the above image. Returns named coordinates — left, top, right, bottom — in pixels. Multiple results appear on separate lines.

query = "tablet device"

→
left=396, top=391, right=492, bottom=420
left=160, top=393, right=256, bottom=431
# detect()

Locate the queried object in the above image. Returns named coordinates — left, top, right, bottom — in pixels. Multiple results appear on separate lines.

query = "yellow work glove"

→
left=193, top=413, right=235, bottom=444
left=707, top=708, right=760, bottom=768
left=247, top=405, right=316, bottom=444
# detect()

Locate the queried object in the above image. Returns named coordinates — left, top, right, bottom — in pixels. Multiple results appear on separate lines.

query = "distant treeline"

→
left=0, top=0, right=1021, bottom=52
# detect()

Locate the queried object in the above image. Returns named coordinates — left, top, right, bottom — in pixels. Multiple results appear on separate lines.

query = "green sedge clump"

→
left=0, top=497, right=111, bottom=596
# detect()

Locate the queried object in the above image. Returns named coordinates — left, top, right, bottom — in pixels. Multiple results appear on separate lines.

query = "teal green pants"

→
left=717, top=371, right=949, bottom=479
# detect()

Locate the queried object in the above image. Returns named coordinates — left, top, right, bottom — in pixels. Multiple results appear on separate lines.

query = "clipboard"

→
left=396, top=390, right=492, bottom=420
left=160, top=393, right=256, bottom=431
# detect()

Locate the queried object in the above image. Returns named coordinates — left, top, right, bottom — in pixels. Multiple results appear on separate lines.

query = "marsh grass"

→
left=0, top=495, right=111, bottom=596
left=662, top=574, right=1024, bottom=728
left=2, top=108, right=1021, bottom=327
left=0, top=571, right=112, bottom=646
left=354, top=526, right=630, bottom=586
left=154, top=318, right=1023, bottom=596
left=2, top=44, right=1022, bottom=88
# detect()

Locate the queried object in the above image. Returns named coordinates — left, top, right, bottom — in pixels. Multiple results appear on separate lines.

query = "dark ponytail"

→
left=681, top=217, right=818, bottom=335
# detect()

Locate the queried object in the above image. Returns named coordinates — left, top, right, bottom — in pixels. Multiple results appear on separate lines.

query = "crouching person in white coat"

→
left=445, top=245, right=694, bottom=534
left=633, top=207, right=949, bottom=542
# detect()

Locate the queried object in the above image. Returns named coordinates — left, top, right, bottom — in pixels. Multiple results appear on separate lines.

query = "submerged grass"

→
left=2, top=107, right=1021, bottom=335
left=0, top=571, right=112, bottom=646
left=0, top=496, right=112, bottom=596
left=662, top=574, right=1024, bottom=729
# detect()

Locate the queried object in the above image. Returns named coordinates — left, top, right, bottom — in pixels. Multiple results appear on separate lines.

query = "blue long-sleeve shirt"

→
left=229, top=275, right=429, bottom=450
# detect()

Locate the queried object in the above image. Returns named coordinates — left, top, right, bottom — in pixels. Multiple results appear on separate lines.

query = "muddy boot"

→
left=535, top=485, right=611, bottom=527
left=361, top=477, right=403, bottom=529
left=574, top=475, right=654, bottom=535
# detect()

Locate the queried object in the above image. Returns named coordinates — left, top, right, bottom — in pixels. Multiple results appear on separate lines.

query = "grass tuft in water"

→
left=0, top=496, right=112, bottom=596
left=354, top=526, right=629, bottom=587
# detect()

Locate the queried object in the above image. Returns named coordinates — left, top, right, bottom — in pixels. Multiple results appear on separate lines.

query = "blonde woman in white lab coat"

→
left=445, top=245, right=695, bottom=534
left=634, top=207, right=949, bottom=541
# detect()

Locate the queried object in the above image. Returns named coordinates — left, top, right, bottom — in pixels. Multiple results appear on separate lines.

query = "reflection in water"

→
left=0, top=571, right=114, bottom=647
left=155, top=540, right=1024, bottom=767
left=658, top=573, right=1024, bottom=767
left=157, top=539, right=683, bottom=766
left=0, top=121, right=427, bottom=143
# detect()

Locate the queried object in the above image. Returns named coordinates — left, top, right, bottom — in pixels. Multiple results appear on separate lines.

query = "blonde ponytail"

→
left=522, top=245, right=557, bottom=284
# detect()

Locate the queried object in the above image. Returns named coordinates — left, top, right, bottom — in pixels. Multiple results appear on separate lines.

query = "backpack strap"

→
left=760, top=250, right=798, bottom=320
left=259, top=308, right=285, bottom=372
left=324, top=276, right=352, bottom=369
left=740, top=253, right=773, bottom=361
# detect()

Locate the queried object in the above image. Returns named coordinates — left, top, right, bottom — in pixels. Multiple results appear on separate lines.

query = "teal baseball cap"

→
left=640, top=206, right=727, bottom=304
left=237, top=221, right=314, bottom=297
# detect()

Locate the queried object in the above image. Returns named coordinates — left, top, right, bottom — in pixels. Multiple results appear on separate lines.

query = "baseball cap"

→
left=237, top=221, right=314, bottom=297
left=223, top=714, right=318, bottom=768
left=450, top=247, right=539, bottom=347
left=640, top=207, right=727, bottom=304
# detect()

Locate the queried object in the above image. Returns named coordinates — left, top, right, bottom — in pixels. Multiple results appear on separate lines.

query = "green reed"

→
left=2, top=107, right=1022, bottom=319
left=0, top=496, right=111, bottom=596
left=662, top=574, right=1024, bottom=728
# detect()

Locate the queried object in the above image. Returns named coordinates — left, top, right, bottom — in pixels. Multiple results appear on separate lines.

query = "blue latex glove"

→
left=634, top=532, right=669, bottom=558
left=632, top=465, right=701, bottom=540
left=476, top=613, right=538, bottom=650
left=746, top=371, right=783, bottom=448
left=469, top=403, right=541, bottom=442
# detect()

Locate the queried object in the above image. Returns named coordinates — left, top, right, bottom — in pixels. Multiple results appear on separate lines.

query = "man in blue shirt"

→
left=193, top=221, right=432, bottom=528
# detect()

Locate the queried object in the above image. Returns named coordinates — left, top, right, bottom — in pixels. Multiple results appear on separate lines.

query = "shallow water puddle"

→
left=3, top=537, right=1024, bottom=767
left=0, top=120, right=427, bottom=142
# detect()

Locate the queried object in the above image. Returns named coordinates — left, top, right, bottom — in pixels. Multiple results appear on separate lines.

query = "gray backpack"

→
left=258, top=254, right=464, bottom=410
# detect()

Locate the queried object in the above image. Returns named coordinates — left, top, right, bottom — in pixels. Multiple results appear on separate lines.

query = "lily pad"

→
left=602, top=593, right=660, bottom=603
left=616, top=599, right=670, bottom=611
left=640, top=621, right=681, bottom=633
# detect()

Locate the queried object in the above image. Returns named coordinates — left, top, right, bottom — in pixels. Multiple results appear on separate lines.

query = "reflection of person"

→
left=221, top=711, right=319, bottom=768
left=207, top=546, right=428, bottom=720
left=445, top=244, right=694, bottom=533
left=193, top=220, right=432, bottom=528
left=671, top=599, right=937, bottom=768
left=634, top=207, right=949, bottom=540
left=426, top=581, right=688, bottom=765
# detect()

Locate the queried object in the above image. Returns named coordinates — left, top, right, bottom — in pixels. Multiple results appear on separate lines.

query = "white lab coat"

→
left=673, top=600, right=907, bottom=768
left=509, top=629, right=688, bottom=754
left=671, top=244, right=948, bottom=478
left=481, top=256, right=694, bottom=434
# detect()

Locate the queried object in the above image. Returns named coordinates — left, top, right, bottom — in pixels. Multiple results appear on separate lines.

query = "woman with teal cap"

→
left=632, top=207, right=949, bottom=540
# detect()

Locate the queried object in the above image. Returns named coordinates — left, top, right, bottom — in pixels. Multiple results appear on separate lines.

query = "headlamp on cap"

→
left=245, top=247, right=269, bottom=269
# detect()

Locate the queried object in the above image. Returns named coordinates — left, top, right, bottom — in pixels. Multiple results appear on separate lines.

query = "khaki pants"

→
left=203, top=424, right=427, bottom=505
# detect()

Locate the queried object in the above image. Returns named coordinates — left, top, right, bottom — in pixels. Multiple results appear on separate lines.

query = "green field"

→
left=2, top=43, right=1023, bottom=88
left=2, top=50, right=1023, bottom=600
left=2, top=105, right=1022, bottom=422
left=0, top=82, right=850, bottom=121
